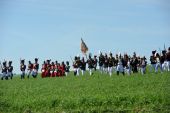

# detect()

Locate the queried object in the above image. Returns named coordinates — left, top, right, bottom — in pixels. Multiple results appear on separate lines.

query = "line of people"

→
left=1, top=47, right=170, bottom=80
left=72, top=47, right=170, bottom=76
left=41, top=60, right=70, bottom=78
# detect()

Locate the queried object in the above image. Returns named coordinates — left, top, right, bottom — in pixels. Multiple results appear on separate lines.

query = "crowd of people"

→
left=1, top=47, right=170, bottom=80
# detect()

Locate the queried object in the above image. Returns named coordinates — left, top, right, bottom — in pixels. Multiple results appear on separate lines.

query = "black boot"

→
left=117, top=71, right=119, bottom=75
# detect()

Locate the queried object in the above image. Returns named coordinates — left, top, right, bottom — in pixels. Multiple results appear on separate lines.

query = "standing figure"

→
left=140, top=57, right=147, bottom=75
left=65, top=61, right=70, bottom=76
left=132, top=52, right=139, bottom=73
left=108, top=53, right=114, bottom=76
left=61, top=62, right=66, bottom=76
left=150, top=50, right=156, bottom=72
left=7, top=61, right=13, bottom=79
left=155, top=53, right=163, bottom=73
left=20, top=59, right=26, bottom=79
left=27, top=61, right=33, bottom=78
left=93, top=55, right=98, bottom=71
left=116, top=55, right=125, bottom=75
left=104, top=54, right=109, bottom=73
left=32, top=58, right=39, bottom=78
left=1, top=61, right=8, bottom=80
left=45, top=60, right=51, bottom=77
left=166, top=47, right=170, bottom=71
left=80, top=57, right=86, bottom=75
left=126, top=58, right=132, bottom=75
left=98, top=51, right=104, bottom=74
left=41, top=61, right=47, bottom=78
left=50, top=62, right=55, bottom=77
left=73, top=56, right=78, bottom=76
left=87, top=54, right=94, bottom=76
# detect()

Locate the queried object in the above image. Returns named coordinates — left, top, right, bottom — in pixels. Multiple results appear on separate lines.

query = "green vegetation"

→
left=0, top=71, right=170, bottom=113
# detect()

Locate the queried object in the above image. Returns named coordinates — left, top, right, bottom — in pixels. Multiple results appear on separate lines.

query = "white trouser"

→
left=65, top=72, right=68, bottom=76
left=126, top=67, right=131, bottom=75
left=155, top=63, right=163, bottom=73
left=167, top=61, right=170, bottom=71
left=99, top=66, right=103, bottom=74
left=108, top=67, right=113, bottom=76
left=81, top=70, right=85, bottom=75
left=117, top=64, right=124, bottom=72
left=76, top=68, right=80, bottom=76
left=89, top=68, right=92, bottom=76
left=162, top=61, right=168, bottom=71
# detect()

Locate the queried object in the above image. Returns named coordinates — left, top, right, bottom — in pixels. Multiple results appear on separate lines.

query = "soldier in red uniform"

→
left=61, top=62, right=66, bottom=76
left=50, top=62, right=55, bottom=77
left=45, top=60, right=51, bottom=77
left=41, top=61, right=47, bottom=78
left=32, top=58, right=39, bottom=78
left=54, top=61, right=58, bottom=77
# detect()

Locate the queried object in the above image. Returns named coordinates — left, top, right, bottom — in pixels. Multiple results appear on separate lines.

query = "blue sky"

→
left=0, top=0, right=170, bottom=73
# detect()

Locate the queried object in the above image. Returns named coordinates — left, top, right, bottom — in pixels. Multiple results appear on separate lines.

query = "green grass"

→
left=0, top=71, right=170, bottom=113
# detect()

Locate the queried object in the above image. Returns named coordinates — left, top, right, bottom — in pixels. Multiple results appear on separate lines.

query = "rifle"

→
left=70, top=56, right=74, bottom=64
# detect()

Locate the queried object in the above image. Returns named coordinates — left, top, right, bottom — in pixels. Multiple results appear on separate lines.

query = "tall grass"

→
left=0, top=71, right=170, bottom=113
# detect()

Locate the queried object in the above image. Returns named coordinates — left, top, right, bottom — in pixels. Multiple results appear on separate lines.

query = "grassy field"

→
left=0, top=71, right=170, bottom=113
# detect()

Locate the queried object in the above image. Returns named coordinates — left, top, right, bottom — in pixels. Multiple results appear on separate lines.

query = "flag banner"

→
left=81, top=38, right=88, bottom=54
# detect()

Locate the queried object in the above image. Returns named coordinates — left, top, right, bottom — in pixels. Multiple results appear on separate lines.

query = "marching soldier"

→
left=167, top=47, right=170, bottom=71
left=93, top=55, right=98, bottom=71
left=27, top=61, right=33, bottom=78
left=44, top=60, right=51, bottom=77
left=61, top=62, right=66, bottom=76
left=160, top=50, right=166, bottom=71
left=132, top=52, right=139, bottom=73
left=1, top=61, right=8, bottom=80
left=65, top=61, right=70, bottom=76
left=80, top=57, right=86, bottom=75
left=98, top=51, right=104, bottom=74
left=150, top=50, right=156, bottom=72
left=41, top=61, right=47, bottom=78
left=140, top=57, right=147, bottom=75
left=73, top=56, right=78, bottom=76
left=104, top=53, right=109, bottom=73
left=116, top=55, right=125, bottom=75
left=7, top=61, right=13, bottom=79
left=32, top=58, right=39, bottom=78
left=155, top=53, right=163, bottom=73
left=20, top=59, right=26, bottom=79
left=108, top=53, right=114, bottom=76
left=87, top=54, right=94, bottom=76
left=50, top=62, right=55, bottom=77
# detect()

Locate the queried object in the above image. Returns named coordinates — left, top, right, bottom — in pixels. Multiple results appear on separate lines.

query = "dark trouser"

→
left=21, top=71, right=25, bottom=79
left=117, top=71, right=125, bottom=75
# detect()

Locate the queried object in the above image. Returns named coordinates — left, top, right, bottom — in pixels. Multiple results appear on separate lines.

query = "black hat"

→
left=47, top=59, right=50, bottom=62
left=35, top=58, right=38, bottom=61
left=152, top=50, right=156, bottom=54
left=162, top=50, right=166, bottom=54
left=168, top=47, right=170, bottom=51
left=21, top=59, right=25, bottom=63
left=9, top=61, right=12, bottom=64
left=3, top=61, right=6, bottom=65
